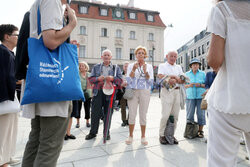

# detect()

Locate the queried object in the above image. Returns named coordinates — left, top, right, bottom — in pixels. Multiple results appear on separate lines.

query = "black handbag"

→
left=184, top=122, right=199, bottom=139
left=116, top=88, right=125, bottom=101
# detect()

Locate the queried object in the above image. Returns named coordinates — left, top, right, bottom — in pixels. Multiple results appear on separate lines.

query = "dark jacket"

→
left=15, top=11, right=30, bottom=80
left=89, top=63, right=122, bottom=97
left=0, top=44, right=16, bottom=102
left=205, top=71, right=216, bottom=89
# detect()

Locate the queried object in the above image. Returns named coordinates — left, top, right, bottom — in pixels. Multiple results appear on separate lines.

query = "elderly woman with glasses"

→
left=125, top=46, right=154, bottom=145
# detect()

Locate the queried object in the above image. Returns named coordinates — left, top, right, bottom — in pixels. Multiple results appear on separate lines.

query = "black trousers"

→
left=72, top=98, right=91, bottom=119
left=90, top=90, right=114, bottom=136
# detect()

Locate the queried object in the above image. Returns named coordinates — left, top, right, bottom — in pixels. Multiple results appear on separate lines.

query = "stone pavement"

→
left=13, top=93, right=249, bottom=167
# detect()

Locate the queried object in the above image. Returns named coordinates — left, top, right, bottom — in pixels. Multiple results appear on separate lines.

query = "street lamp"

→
left=152, top=46, right=155, bottom=69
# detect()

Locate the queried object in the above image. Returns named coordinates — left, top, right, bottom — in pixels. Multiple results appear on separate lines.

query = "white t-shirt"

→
left=207, top=0, right=250, bottom=114
left=22, top=0, right=70, bottom=119
left=126, top=62, right=154, bottom=90
left=158, top=62, right=184, bottom=76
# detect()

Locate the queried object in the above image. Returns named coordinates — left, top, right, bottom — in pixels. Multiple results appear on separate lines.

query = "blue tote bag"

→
left=21, top=7, right=84, bottom=105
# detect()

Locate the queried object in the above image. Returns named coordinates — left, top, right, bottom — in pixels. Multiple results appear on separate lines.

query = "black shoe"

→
left=65, top=134, right=76, bottom=140
left=159, top=136, right=168, bottom=145
left=85, top=133, right=96, bottom=140
left=173, top=137, right=179, bottom=145
left=126, top=120, right=129, bottom=125
left=75, top=124, right=80, bottom=128
left=121, top=121, right=127, bottom=127
left=86, top=123, right=91, bottom=128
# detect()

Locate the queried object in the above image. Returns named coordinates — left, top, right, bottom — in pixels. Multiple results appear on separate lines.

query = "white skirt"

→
left=0, top=113, right=18, bottom=165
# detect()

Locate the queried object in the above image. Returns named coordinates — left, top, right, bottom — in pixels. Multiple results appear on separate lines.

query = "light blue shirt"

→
left=185, top=70, right=206, bottom=99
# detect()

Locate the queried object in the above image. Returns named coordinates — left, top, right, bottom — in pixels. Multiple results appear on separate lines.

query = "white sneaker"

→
left=7, top=157, right=21, bottom=166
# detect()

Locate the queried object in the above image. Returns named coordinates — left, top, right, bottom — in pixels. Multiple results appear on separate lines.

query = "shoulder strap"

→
left=99, top=63, right=102, bottom=75
left=218, top=1, right=234, bottom=19
left=114, top=64, right=118, bottom=77
left=223, top=1, right=234, bottom=18
left=37, top=6, right=41, bottom=36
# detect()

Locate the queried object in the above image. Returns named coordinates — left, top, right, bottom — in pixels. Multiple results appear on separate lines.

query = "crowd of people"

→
left=0, top=0, right=249, bottom=167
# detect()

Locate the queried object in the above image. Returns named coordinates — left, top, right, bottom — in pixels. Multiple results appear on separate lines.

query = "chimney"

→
left=127, top=0, right=134, bottom=7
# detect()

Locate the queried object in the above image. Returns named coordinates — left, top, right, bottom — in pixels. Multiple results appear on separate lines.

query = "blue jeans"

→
left=186, top=99, right=206, bottom=126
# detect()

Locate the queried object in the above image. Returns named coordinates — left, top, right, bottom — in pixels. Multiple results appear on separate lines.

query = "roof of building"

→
left=70, top=0, right=166, bottom=28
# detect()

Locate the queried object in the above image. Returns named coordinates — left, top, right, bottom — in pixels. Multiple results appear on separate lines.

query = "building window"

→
left=148, top=33, right=154, bottom=41
left=130, top=31, right=135, bottom=39
left=130, top=49, right=135, bottom=60
left=202, top=44, right=205, bottom=54
left=79, top=6, right=88, bottom=14
left=191, top=50, right=193, bottom=59
left=194, top=49, right=197, bottom=57
left=101, top=47, right=107, bottom=56
left=79, top=45, right=86, bottom=58
left=198, top=46, right=201, bottom=56
left=116, top=29, right=122, bottom=38
left=181, top=56, right=183, bottom=63
left=147, top=14, right=154, bottom=22
left=116, top=48, right=122, bottom=59
left=101, top=28, right=107, bottom=37
left=100, top=8, right=108, bottom=16
left=80, top=26, right=86, bottom=35
left=129, top=12, right=136, bottom=19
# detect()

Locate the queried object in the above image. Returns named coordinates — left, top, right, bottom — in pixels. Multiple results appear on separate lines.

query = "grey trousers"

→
left=21, top=108, right=71, bottom=167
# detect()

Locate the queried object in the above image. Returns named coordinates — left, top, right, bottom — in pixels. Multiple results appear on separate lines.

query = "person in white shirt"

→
left=158, top=51, right=184, bottom=145
left=206, top=0, right=250, bottom=166
left=125, top=46, right=154, bottom=146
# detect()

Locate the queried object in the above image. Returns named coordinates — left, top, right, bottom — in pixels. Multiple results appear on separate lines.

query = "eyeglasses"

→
left=137, top=52, right=145, bottom=55
left=11, top=34, right=19, bottom=37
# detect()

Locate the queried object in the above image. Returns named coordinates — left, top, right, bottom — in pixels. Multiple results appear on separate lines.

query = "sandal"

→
left=141, top=137, right=148, bottom=146
left=125, top=136, right=133, bottom=145
left=198, top=131, right=204, bottom=138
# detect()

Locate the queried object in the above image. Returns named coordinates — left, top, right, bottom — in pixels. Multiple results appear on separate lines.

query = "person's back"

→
left=207, top=0, right=250, bottom=114
left=206, top=1, right=250, bottom=166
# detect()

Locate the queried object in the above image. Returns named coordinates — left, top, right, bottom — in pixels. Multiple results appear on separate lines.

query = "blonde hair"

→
left=135, top=45, right=148, bottom=58
left=79, top=61, right=89, bottom=71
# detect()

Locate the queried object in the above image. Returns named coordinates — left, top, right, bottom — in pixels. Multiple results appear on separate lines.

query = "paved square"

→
left=14, top=93, right=249, bottom=167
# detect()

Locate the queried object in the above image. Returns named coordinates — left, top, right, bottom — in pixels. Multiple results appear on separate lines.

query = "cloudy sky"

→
left=0, top=0, right=214, bottom=53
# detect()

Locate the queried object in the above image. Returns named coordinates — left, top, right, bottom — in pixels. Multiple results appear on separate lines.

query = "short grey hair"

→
left=167, top=51, right=178, bottom=57
left=123, top=61, right=129, bottom=65
left=102, top=49, right=112, bottom=57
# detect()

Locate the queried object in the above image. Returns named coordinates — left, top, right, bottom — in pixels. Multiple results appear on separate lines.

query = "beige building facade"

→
left=69, top=0, right=166, bottom=68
